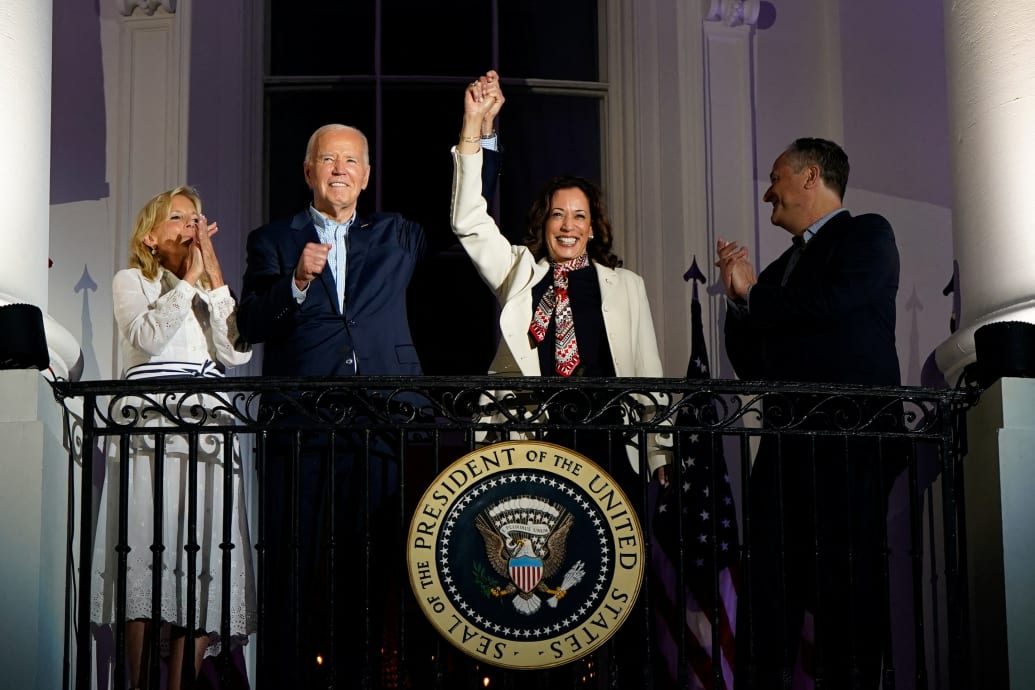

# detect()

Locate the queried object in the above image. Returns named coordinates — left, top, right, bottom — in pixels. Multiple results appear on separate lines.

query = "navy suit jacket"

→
left=725, top=209, right=901, bottom=386
left=238, top=150, right=500, bottom=377
left=238, top=210, right=426, bottom=376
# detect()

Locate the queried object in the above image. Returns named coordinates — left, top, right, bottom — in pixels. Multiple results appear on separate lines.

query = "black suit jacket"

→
left=725, top=211, right=902, bottom=689
left=238, top=151, right=501, bottom=377
left=725, top=209, right=901, bottom=386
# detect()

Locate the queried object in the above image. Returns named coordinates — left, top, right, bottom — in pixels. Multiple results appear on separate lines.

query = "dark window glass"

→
left=265, top=85, right=377, bottom=222
left=382, top=0, right=492, bottom=76
left=497, top=91, right=602, bottom=244
left=499, top=0, right=599, bottom=81
left=380, top=84, right=464, bottom=246
left=263, top=0, right=604, bottom=374
left=269, top=0, right=375, bottom=76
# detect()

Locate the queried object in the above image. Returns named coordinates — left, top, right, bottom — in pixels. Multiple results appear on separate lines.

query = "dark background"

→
left=264, top=0, right=603, bottom=374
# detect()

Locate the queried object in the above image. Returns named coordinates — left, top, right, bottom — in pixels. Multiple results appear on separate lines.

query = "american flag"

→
left=651, top=258, right=740, bottom=689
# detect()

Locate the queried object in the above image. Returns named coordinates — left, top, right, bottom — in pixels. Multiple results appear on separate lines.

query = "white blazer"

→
left=450, top=148, right=670, bottom=473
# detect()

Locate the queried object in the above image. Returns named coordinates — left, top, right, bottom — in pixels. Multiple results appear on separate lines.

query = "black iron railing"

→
left=50, top=376, right=975, bottom=690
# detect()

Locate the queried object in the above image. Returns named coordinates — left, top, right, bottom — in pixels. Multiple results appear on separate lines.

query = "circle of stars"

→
left=438, top=470, right=613, bottom=641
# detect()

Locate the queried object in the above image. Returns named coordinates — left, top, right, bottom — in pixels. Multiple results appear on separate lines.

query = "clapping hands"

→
left=184, top=215, right=225, bottom=289
left=715, top=238, right=756, bottom=301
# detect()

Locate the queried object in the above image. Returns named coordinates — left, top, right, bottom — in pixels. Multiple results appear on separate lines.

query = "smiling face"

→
left=762, top=152, right=811, bottom=234
left=544, top=187, right=593, bottom=263
left=304, top=126, right=371, bottom=222
left=144, top=194, right=200, bottom=272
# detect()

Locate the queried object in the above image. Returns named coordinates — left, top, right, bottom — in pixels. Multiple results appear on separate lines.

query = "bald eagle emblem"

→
left=474, top=495, right=586, bottom=615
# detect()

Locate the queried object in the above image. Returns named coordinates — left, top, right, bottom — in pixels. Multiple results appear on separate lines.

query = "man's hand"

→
left=479, top=70, right=504, bottom=136
left=464, top=72, right=500, bottom=122
left=294, top=242, right=332, bottom=291
left=715, top=238, right=756, bottom=301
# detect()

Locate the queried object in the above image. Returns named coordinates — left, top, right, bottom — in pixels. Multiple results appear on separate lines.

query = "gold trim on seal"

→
left=406, top=441, right=645, bottom=669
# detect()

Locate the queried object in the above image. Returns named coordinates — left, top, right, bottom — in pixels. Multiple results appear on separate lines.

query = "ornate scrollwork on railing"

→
left=97, top=390, right=257, bottom=430
left=49, top=375, right=970, bottom=448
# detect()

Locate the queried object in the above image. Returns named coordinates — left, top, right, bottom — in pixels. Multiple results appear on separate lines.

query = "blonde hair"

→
left=128, top=186, right=203, bottom=280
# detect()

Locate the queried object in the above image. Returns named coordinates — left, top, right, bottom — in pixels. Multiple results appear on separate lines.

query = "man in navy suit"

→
left=717, top=138, right=900, bottom=690
left=239, top=126, right=501, bottom=376
left=238, top=74, right=504, bottom=688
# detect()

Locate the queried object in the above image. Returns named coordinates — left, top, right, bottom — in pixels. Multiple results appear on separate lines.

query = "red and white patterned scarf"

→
left=529, top=253, right=590, bottom=376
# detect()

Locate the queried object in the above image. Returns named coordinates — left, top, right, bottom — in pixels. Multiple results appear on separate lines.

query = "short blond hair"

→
left=128, top=186, right=202, bottom=280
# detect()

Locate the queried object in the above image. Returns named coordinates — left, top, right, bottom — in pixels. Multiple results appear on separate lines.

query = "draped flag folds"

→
left=651, top=258, right=740, bottom=689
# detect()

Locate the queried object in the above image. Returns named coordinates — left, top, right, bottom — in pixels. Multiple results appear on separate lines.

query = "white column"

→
left=702, top=0, right=760, bottom=377
left=0, top=1, right=80, bottom=378
left=964, top=378, right=1035, bottom=689
left=605, top=0, right=709, bottom=375
left=939, top=8, right=1035, bottom=687
left=112, top=0, right=191, bottom=281
left=0, top=0, right=53, bottom=311
left=935, top=1, right=1035, bottom=384
left=0, top=6, right=83, bottom=688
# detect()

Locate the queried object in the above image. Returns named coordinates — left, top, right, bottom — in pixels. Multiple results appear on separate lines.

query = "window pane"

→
left=263, top=0, right=605, bottom=376
left=265, top=85, right=377, bottom=222
left=268, top=0, right=375, bottom=76
left=380, top=85, right=460, bottom=244
left=381, top=85, right=500, bottom=374
left=499, top=0, right=599, bottom=81
left=498, top=91, right=602, bottom=244
left=382, top=0, right=492, bottom=76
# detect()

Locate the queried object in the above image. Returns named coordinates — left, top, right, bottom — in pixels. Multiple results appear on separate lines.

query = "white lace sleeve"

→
left=113, top=269, right=194, bottom=357
left=206, top=285, right=252, bottom=367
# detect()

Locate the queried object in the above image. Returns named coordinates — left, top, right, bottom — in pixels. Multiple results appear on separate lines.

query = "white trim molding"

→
left=701, top=18, right=758, bottom=378
left=111, top=1, right=191, bottom=373
left=119, top=0, right=177, bottom=17
left=705, top=0, right=761, bottom=27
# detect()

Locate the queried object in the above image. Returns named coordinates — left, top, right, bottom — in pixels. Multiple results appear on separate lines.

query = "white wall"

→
left=48, top=0, right=256, bottom=381
left=47, top=0, right=958, bottom=386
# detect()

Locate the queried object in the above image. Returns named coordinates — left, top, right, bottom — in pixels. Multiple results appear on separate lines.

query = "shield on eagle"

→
left=508, top=555, right=543, bottom=593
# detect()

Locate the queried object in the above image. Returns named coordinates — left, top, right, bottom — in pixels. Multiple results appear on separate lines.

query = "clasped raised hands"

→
left=464, top=70, right=505, bottom=129
left=459, top=70, right=505, bottom=152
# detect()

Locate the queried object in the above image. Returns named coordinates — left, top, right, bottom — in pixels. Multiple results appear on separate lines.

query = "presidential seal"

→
left=406, top=441, right=644, bottom=669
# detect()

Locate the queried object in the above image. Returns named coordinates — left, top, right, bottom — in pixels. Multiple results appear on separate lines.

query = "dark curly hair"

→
left=524, top=175, right=622, bottom=269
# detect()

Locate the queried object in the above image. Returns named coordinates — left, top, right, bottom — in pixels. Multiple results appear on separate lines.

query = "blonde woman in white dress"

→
left=91, top=186, right=256, bottom=690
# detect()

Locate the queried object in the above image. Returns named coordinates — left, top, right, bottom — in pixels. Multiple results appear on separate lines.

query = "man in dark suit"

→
left=238, top=74, right=504, bottom=688
left=716, top=138, right=900, bottom=689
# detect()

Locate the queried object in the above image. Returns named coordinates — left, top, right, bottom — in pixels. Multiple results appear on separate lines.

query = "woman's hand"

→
left=459, top=71, right=502, bottom=154
left=185, top=215, right=225, bottom=288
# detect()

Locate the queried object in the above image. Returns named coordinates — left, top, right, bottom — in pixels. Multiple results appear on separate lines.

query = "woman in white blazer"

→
left=451, top=77, right=670, bottom=479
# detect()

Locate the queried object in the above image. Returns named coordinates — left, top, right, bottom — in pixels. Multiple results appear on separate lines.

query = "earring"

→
left=149, top=246, right=156, bottom=256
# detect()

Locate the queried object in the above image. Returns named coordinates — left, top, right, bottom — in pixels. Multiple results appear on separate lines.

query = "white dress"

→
left=91, top=267, right=256, bottom=655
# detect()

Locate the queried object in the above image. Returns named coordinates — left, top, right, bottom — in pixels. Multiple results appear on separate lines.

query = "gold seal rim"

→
left=405, top=440, right=645, bottom=670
